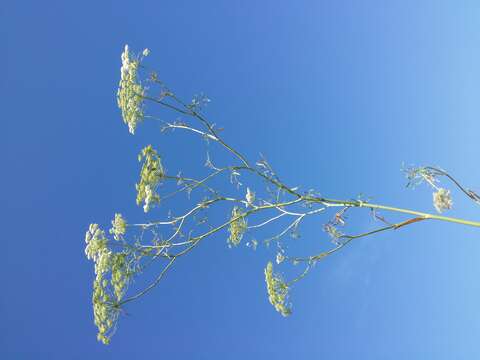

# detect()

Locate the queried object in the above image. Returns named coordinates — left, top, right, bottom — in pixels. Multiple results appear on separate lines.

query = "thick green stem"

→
left=364, top=203, right=480, bottom=227
left=311, top=197, right=480, bottom=228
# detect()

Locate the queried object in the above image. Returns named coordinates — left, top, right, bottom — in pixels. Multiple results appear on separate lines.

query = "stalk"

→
left=313, top=197, right=480, bottom=228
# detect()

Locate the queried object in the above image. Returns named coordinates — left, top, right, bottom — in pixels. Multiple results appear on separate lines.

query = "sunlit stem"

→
left=309, top=197, right=480, bottom=228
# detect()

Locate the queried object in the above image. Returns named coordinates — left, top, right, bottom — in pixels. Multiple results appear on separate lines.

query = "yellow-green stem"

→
left=364, top=203, right=480, bottom=227
left=316, top=197, right=480, bottom=228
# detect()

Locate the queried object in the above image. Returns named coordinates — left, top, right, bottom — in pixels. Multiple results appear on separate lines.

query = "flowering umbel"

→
left=117, top=45, right=149, bottom=134
left=136, top=145, right=164, bottom=212
left=228, top=206, right=247, bottom=247
left=85, top=224, right=130, bottom=344
left=264, top=262, right=291, bottom=317
left=109, top=213, right=127, bottom=241
left=433, top=188, right=453, bottom=213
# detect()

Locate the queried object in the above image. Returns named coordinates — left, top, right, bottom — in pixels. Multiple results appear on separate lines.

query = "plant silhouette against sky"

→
left=85, top=45, right=480, bottom=345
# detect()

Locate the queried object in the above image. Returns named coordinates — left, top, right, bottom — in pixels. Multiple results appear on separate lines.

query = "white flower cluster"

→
left=110, top=253, right=129, bottom=303
left=264, top=262, right=291, bottom=317
left=276, top=252, right=285, bottom=264
left=109, top=213, right=127, bottom=241
left=228, top=206, right=247, bottom=247
left=433, top=188, right=453, bottom=213
left=117, top=44, right=149, bottom=134
left=143, top=185, right=154, bottom=213
left=136, top=145, right=164, bottom=212
left=85, top=224, right=109, bottom=263
left=85, top=224, right=130, bottom=344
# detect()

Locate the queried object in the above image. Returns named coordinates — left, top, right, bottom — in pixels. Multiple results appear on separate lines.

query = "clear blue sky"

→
left=3, top=1, right=480, bottom=358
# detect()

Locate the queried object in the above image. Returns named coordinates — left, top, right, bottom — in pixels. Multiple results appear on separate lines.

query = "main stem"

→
left=313, top=197, right=480, bottom=228
left=143, top=94, right=480, bottom=229
left=368, top=203, right=480, bottom=227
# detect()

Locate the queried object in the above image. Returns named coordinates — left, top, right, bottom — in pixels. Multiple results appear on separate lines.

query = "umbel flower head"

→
left=264, top=262, right=291, bottom=317
left=433, top=188, right=453, bottom=213
left=117, top=44, right=149, bottom=134
left=136, top=145, right=164, bottom=212
left=85, top=224, right=109, bottom=263
left=109, top=213, right=127, bottom=241
left=85, top=224, right=131, bottom=344
left=228, top=206, right=247, bottom=247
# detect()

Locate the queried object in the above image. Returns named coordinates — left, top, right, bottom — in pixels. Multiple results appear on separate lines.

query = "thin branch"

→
left=120, top=257, right=177, bottom=305
left=425, top=166, right=480, bottom=205
left=248, top=213, right=287, bottom=229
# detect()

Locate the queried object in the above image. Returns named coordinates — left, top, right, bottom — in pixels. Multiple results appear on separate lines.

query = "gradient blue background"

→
left=3, top=1, right=480, bottom=358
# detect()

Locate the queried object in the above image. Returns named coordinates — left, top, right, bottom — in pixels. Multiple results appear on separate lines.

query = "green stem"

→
left=311, top=197, right=480, bottom=228
left=365, top=203, right=480, bottom=227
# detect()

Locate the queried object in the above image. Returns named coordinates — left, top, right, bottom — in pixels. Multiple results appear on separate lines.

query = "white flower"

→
left=228, top=206, right=247, bottom=247
left=246, top=187, right=255, bottom=207
left=264, top=262, right=291, bottom=317
left=117, top=44, right=146, bottom=134
left=85, top=223, right=131, bottom=345
left=85, top=224, right=108, bottom=261
left=136, top=145, right=163, bottom=212
left=433, top=188, right=453, bottom=213
left=143, top=185, right=153, bottom=213
left=276, top=252, right=285, bottom=264
left=109, top=213, right=127, bottom=241
left=142, top=48, right=150, bottom=57
left=95, top=248, right=113, bottom=275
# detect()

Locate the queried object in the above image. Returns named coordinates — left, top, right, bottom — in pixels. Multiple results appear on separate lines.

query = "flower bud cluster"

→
left=228, top=206, right=247, bottom=247
left=117, top=45, right=149, bottom=134
left=85, top=224, right=130, bottom=344
left=109, top=213, right=127, bottom=241
left=136, top=145, right=164, bottom=212
left=264, top=262, right=291, bottom=317
left=433, top=188, right=453, bottom=213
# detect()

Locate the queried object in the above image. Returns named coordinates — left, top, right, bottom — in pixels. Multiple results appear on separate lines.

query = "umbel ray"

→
left=85, top=45, right=480, bottom=344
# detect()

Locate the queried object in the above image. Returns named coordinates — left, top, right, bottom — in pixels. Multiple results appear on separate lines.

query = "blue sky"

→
left=3, top=1, right=480, bottom=358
